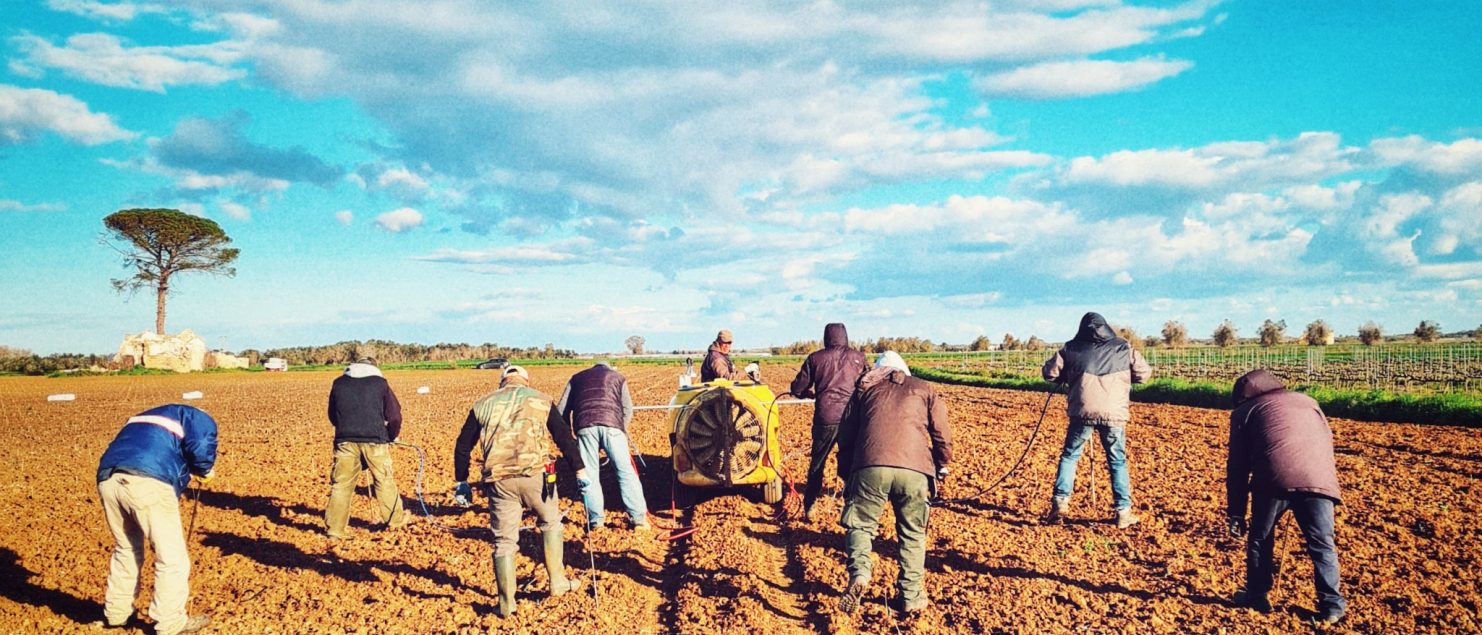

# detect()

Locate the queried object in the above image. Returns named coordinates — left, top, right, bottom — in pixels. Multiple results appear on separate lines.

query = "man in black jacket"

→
left=789, top=322, right=867, bottom=520
left=325, top=357, right=407, bottom=539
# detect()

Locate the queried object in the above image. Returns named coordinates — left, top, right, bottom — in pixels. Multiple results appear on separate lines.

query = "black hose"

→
left=938, top=385, right=1062, bottom=508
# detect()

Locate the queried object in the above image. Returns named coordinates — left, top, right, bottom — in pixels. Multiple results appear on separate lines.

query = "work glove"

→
left=936, top=466, right=950, bottom=481
left=453, top=482, right=473, bottom=507
left=1227, top=515, right=1247, bottom=538
left=744, top=362, right=761, bottom=382
left=576, top=468, right=592, bottom=489
left=198, top=469, right=216, bottom=485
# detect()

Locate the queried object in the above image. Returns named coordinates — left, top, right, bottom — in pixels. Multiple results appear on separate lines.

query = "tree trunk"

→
left=155, top=277, right=169, bottom=335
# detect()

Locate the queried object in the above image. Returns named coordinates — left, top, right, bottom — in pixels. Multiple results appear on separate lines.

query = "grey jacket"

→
left=1042, top=312, right=1151, bottom=426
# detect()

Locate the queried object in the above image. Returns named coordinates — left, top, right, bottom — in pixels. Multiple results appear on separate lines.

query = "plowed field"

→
left=0, top=365, right=1477, bottom=633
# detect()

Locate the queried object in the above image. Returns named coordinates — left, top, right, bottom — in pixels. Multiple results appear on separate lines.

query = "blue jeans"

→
left=1052, top=422, right=1132, bottom=510
left=575, top=426, right=649, bottom=526
left=1245, top=493, right=1345, bottom=616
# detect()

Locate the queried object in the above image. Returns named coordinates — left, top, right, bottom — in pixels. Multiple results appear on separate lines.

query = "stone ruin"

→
left=116, top=330, right=210, bottom=373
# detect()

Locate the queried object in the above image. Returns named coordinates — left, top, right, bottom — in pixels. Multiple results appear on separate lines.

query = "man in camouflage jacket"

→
left=452, top=365, right=585, bottom=617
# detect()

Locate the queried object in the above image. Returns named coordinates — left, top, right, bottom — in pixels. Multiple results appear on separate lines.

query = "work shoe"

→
left=1044, top=497, right=1069, bottom=525
left=891, top=596, right=929, bottom=616
left=1231, top=590, right=1272, bottom=613
left=838, top=577, right=868, bottom=614
left=1114, top=507, right=1140, bottom=529
left=179, top=614, right=212, bottom=633
left=1311, top=608, right=1345, bottom=625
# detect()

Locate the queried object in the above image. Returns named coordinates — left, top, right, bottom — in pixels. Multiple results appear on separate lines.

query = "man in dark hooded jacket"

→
left=1042, top=312, right=1152, bottom=528
left=1226, top=368, right=1346, bottom=624
left=790, top=322, right=867, bottom=520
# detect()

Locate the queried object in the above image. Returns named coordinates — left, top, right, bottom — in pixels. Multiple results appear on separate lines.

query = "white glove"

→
left=936, top=467, right=950, bottom=480
left=745, top=362, right=761, bottom=381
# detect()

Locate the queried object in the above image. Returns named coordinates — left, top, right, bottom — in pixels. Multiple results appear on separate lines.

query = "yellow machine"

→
left=667, top=378, right=786, bottom=503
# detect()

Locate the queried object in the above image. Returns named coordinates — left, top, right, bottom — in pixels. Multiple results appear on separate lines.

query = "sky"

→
left=1, top=0, right=1480, bottom=356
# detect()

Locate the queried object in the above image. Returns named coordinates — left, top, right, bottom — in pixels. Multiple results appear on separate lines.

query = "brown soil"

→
left=0, top=365, right=1476, bottom=633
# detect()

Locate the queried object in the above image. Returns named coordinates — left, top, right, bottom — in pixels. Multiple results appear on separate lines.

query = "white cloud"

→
left=1112, top=271, right=1134, bottom=285
left=1370, top=136, right=1482, bottom=175
left=0, top=84, right=136, bottom=145
left=219, top=200, right=251, bottom=220
left=975, top=57, right=1193, bottom=99
left=46, top=0, right=165, bottom=22
left=11, top=33, right=246, bottom=92
left=335, top=210, right=353, bottom=226
left=1065, top=148, right=1221, bottom=188
left=0, top=199, right=65, bottom=212
left=374, top=207, right=424, bottom=232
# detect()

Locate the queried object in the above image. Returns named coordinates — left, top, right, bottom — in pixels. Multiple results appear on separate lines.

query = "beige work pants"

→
left=98, top=472, right=191, bottom=635
left=324, top=441, right=406, bottom=538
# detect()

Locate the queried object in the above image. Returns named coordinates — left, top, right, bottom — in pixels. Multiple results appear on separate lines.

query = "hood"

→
left=707, top=342, right=728, bottom=355
left=344, top=362, right=383, bottom=379
left=823, top=322, right=849, bottom=348
left=858, top=366, right=907, bottom=390
left=1232, top=368, right=1286, bottom=406
left=1071, top=312, right=1118, bottom=344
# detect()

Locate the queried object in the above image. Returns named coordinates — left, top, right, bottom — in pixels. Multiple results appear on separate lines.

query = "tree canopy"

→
left=103, top=208, right=239, bottom=334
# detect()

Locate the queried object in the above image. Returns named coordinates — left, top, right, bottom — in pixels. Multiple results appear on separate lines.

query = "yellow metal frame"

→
left=668, top=379, right=783, bottom=488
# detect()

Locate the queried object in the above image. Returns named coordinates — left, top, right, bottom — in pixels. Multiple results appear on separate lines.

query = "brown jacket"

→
left=1226, top=369, right=1342, bottom=518
left=837, top=367, right=951, bottom=479
left=700, top=343, right=736, bottom=382
left=1042, top=312, right=1152, bottom=426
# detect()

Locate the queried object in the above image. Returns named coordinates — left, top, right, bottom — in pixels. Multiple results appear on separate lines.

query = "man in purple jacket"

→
left=789, top=322, right=867, bottom=520
left=1227, top=369, right=1346, bottom=625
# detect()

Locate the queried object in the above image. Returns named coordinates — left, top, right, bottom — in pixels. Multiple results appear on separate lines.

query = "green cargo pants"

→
left=840, top=466, right=931, bottom=605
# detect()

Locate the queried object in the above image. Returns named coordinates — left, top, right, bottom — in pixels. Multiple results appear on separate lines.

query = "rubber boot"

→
left=493, top=555, right=517, bottom=617
left=542, top=531, right=584, bottom=597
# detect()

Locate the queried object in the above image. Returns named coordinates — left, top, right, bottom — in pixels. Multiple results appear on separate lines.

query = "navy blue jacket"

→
left=97, top=404, right=218, bottom=495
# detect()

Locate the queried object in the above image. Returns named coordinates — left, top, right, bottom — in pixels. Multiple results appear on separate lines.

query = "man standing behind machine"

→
left=702, top=329, right=760, bottom=382
left=789, top=322, right=867, bottom=521
left=558, top=360, right=651, bottom=531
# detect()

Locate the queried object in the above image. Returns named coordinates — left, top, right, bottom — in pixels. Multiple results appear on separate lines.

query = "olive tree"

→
left=1212, top=320, right=1238, bottom=348
left=103, top=208, right=238, bottom=334
left=1303, top=320, right=1333, bottom=346
left=625, top=335, right=646, bottom=354
left=1258, top=319, right=1287, bottom=347
left=1358, top=322, right=1383, bottom=345
left=1413, top=320, right=1441, bottom=343
left=1161, top=321, right=1188, bottom=348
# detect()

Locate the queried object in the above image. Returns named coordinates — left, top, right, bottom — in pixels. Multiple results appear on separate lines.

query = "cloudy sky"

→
left=2, top=1, right=1479, bottom=355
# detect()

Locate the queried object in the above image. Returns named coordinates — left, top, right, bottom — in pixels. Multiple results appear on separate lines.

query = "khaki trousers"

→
left=98, top=472, right=191, bottom=635
left=487, top=474, right=563, bottom=557
left=325, top=442, right=406, bottom=538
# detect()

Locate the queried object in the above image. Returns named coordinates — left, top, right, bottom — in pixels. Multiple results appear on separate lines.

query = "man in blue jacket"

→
left=95, top=404, right=217, bottom=634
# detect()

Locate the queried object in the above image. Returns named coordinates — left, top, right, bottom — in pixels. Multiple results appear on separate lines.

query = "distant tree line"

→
left=255, top=340, right=578, bottom=366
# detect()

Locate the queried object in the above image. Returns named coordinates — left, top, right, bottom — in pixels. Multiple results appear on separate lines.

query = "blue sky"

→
left=2, top=0, right=1479, bottom=355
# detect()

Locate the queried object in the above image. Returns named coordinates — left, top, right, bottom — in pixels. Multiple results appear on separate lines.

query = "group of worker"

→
left=90, top=311, right=1346, bottom=631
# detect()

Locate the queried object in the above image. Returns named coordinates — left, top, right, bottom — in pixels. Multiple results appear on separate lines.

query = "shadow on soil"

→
left=200, top=530, right=465, bottom=588
left=0, top=546, right=98, bottom=625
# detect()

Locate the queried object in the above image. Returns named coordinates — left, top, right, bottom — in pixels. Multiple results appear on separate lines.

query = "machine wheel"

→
left=763, top=477, right=783, bottom=504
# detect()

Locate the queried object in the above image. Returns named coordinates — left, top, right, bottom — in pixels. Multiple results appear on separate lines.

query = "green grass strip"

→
left=910, top=366, right=1482, bottom=427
